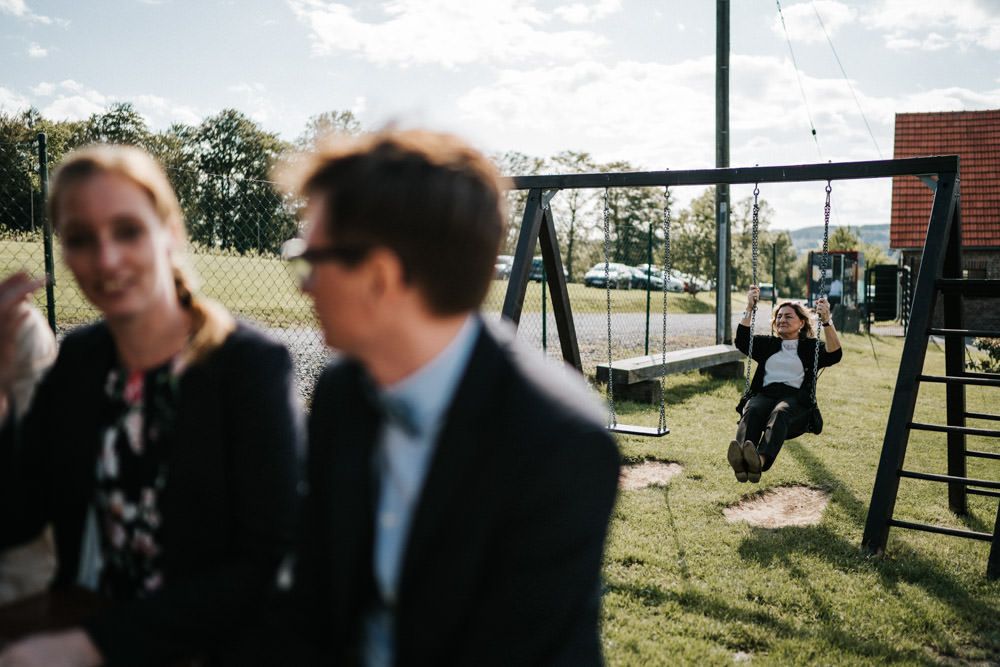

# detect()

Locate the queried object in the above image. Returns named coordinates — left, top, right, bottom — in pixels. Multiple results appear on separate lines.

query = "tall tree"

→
left=0, top=109, right=84, bottom=232
left=490, top=150, right=546, bottom=256
left=78, top=102, right=152, bottom=148
left=731, top=194, right=776, bottom=288
left=672, top=188, right=717, bottom=286
left=150, top=123, right=201, bottom=230
left=193, top=109, right=294, bottom=254
left=596, top=160, right=660, bottom=267
left=295, top=110, right=362, bottom=150
left=548, top=150, right=596, bottom=281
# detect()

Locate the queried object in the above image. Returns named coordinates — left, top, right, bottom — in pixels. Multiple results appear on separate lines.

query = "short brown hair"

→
left=286, top=128, right=507, bottom=315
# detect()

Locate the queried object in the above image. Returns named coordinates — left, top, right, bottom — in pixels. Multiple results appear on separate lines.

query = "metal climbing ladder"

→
left=861, top=164, right=1000, bottom=579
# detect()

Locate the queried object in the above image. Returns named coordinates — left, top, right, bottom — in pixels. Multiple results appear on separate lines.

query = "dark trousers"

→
left=737, top=383, right=811, bottom=471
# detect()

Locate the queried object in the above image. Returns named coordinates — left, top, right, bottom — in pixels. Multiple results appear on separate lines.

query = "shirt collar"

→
left=377, top=315, right=481, bottom=438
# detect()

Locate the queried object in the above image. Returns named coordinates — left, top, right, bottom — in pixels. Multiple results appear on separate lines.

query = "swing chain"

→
left=603, top=188, right=617, bottom=427
left=743, top=183, right=761, bottom=400
left=812, top=180, right=832, bottom=405
left=659, top=186, right=671, bottom=433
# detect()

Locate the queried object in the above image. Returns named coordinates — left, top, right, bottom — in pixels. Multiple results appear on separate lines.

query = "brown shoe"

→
left=742, top=441, right=762, bottom=483
left=728, top=440, right=748, bottom=482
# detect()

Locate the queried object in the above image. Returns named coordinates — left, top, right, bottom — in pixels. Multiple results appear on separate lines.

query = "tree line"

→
left=1, top=103, right=883, bottom=295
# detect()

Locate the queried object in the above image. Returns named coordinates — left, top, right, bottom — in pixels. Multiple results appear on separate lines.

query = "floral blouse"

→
left=95, top=355, right=184, bottom=601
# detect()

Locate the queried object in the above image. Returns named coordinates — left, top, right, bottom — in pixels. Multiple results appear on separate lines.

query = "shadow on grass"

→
left=614, top=375, right=744, bottom=413
left=605, top=544, right=922, bottom=662
left=732, top=437, right=1000, bottom=659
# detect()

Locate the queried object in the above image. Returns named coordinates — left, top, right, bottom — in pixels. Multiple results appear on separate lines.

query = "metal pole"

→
left=541, top=265, right=547, bottom=352
left=772, top=242, right=777, bottom=306
left=645, top=220, right=652, bottom=355
left=37, top=132, right=56, bottom=333
left=715, top=0, right=731, bottom=344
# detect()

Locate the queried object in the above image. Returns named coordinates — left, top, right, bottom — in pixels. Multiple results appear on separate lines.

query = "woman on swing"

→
left=727, top=285, right=842, bottom=483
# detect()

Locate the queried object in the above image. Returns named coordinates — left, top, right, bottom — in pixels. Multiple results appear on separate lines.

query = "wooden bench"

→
left=595, top=344, right=745, bottom=402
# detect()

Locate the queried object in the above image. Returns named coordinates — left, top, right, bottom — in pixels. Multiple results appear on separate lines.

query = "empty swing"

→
left=603, top=186, right=670, bottom=437
left=738, top=181, right=832, bottom=440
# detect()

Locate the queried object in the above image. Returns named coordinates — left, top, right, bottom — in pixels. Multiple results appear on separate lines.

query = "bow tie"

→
left=361, top=376, right=421, bottom=437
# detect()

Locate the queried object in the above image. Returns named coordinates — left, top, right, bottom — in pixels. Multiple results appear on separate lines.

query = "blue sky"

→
left=2, top=0, right=999, bottom=230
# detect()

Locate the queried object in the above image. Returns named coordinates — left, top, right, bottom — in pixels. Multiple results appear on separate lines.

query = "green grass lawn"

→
left=484, top=279, right=722, bottom=315
left=601, top=333, right=1000, bottom=665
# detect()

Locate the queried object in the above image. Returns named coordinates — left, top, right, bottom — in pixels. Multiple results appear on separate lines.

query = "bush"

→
left=967, top=337, right=1000, bottom=373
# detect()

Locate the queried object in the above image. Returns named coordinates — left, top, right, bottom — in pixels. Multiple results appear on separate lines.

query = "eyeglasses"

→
left=281, top=238, right=371, bottom=285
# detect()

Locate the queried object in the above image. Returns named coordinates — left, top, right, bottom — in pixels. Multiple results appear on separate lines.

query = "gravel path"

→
left=264, top=312, right=747, bottom=401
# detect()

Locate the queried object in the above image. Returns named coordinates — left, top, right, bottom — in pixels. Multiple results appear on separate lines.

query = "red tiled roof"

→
left=891, top=109, right=1000, bottom=249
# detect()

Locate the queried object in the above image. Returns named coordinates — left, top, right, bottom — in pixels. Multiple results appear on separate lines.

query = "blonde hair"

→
left=48, top=144, right=235, bottom=365
left=769, top=300, right=816, bottom=340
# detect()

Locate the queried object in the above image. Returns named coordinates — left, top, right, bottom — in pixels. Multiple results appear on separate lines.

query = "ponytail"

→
left=173, top=263, right=235, bottom=366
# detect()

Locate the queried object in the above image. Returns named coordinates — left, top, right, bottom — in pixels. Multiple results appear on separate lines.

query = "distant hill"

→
left=782, top=223, right=893, bottom=258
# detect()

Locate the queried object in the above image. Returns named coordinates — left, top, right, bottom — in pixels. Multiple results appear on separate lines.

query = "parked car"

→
left=629, top=265, right=665, bottom=290
left=583, top=262, right=632, bottom=289
left=494, top=254, right=514, bottom=279
left=528, top=256, right=568, bottom=282
left=671, top=271, right=708, bottom=294
left=637, top=264, right=685, bottom=292
left=759, top=282, right=778, bottom=300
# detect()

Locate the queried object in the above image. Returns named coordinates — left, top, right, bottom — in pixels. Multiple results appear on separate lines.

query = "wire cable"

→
left=811, top=1, right=883, bottom=158
left=775, top=0, right=823, bottom=159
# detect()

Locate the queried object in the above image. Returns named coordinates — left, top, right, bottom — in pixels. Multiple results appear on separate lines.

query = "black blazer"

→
left=0, top=321, right=302, bottom=666
left=287, top=319, right=620, bottom=666
left=735, top=323, right=843, bottom=400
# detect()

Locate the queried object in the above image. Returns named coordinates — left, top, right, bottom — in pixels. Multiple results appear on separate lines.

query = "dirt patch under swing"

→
left=723, top=486, right=830, bottom=528
left=619, top=460, right=683, bottom=490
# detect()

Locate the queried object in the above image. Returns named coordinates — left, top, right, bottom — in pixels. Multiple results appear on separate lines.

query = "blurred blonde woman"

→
left=727, top=286, right=842, bottom=483
left=0, top=145, right=301, bottom=666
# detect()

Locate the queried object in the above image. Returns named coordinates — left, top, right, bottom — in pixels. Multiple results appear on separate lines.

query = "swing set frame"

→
left=501, top=155, right=959, bottom=373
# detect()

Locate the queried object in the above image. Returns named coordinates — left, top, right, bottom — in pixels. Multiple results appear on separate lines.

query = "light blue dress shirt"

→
left=362, top=315, right=481, bottom=667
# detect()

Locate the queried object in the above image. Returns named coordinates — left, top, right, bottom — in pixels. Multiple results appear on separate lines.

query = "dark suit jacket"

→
left=0, top=321, right=302, bottom=666
left=288, top=319, right=620, bottom=666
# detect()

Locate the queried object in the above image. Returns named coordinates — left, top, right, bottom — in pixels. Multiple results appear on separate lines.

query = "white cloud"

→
left=453, top=52, right=910, bottom=229
left=133, top=94, right=203, bottom=128
left=771, top=0, right=857, bottom=45
left=25, top=80, right=106, bottom=120
left=862, top=0, right=1000, bottom=51
left=456, top=57, right=717, bottom=170
left=43, top=95, right=106, bottom=122
left=27, top=42, right=47, bottom=57
left=553, top=0, right=621, bottom=24
left=894, top=86, right=1000, bottom=113
left=0, top=86, right=31, bottom=113
left=228, top=82, right=267, bottom=95
left=287, top=0, right=608, bottom=68
left=31, top=82, right=55, bottom=96
left=0, top=0, right=55, bottom=24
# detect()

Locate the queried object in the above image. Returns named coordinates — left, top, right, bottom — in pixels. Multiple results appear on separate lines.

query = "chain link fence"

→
left=2, top=136, right=726, bottom=400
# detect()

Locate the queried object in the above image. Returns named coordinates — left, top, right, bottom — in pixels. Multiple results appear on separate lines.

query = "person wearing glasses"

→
left=275, top=128, right=620, bottom=666
left=0, top=145, right=301, bottom=666
left=727, top=286, right=842, bottom=483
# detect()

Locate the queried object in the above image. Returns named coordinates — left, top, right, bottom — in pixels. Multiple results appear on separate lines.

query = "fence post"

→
left=644, top=220, right=652, bottom=355
left=37, top=132, right=56, bottom=333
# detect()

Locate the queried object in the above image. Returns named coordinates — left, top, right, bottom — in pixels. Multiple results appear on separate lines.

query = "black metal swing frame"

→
left=501, top=156, right=957, bottom=370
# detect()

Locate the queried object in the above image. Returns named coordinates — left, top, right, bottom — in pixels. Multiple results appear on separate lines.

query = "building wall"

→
left=900, top=249, right=1000, bottom=330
